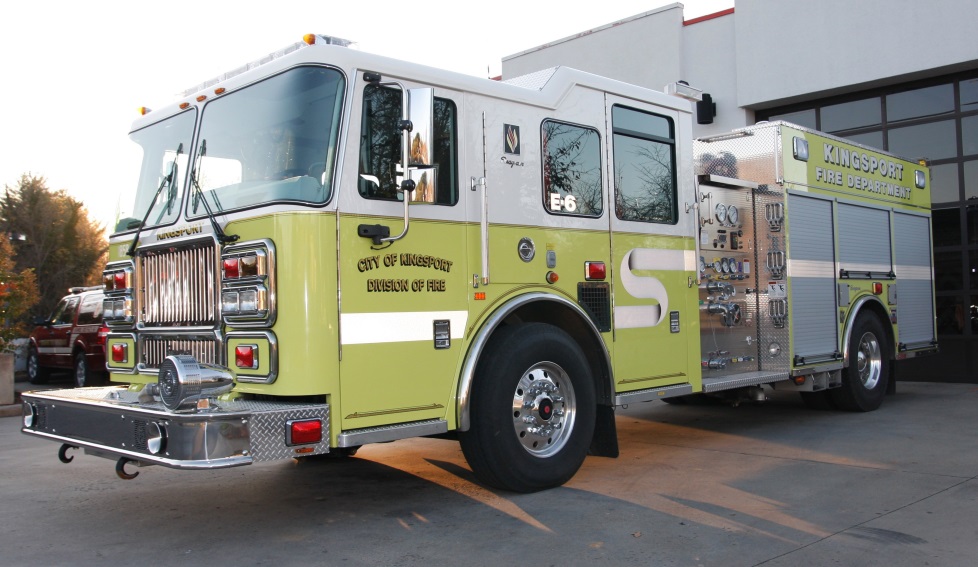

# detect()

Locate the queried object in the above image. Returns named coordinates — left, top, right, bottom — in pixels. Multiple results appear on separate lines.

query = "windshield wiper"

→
left=127, top=143, right=183, bottom=257
left=190, top=139, right=238, bottom=245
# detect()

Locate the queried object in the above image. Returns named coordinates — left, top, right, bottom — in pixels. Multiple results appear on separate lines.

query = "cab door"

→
left=336, top=79, right=468, bottom=431
left=605, top=97, right=697, bottom=393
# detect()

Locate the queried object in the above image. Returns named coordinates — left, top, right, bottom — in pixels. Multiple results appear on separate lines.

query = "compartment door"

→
left=787, top=193, right=839, bottom=361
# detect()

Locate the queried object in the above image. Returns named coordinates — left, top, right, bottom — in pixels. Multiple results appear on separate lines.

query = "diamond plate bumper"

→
left=21, top=387, right=329, bottom=469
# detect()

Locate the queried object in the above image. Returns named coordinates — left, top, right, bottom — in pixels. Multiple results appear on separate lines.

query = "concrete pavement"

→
left=2, top=381, right=976, bottom=565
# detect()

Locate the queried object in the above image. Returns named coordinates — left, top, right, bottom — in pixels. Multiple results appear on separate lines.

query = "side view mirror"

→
left=406, top=88, right=437, bottom=204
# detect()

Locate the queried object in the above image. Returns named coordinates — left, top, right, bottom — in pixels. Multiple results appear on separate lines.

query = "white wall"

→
left=735, top=0, right=978, bottom=108
left=502, top=4, right=684, bottom=94
left=680, top=10, right=748, bottom=136
left=501, top=0, right=978, bottom=135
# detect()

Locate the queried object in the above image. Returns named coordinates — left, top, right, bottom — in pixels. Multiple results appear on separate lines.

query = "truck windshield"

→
left=188, top=66, right=345, bottom=216
left=117, top=109, right=196, bottom=233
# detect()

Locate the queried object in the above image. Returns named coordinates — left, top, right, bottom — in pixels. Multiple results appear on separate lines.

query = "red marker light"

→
left=111, top=343, right=128, bottom=363
left=872, top=282, right=883, bottom=295
left=586, top=261, right=606, bottom=281
left=546, top=271, right=559, bottom=284
left=289, top=420, right=322, bottom=445
left=223, top=258, right=240, bottom=279
left=235, top=345, right=256, bottom=369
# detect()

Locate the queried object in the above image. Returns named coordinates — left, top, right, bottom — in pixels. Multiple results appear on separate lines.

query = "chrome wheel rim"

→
left=511, top=361, right=576, bottom=457
left=856, top=331, right=882, bottom=390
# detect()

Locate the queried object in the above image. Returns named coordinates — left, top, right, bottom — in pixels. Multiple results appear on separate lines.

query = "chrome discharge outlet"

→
left=157, top=354, right=235, bottom=411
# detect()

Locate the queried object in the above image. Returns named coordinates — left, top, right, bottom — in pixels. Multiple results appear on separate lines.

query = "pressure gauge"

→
left=715, top=203, right=727, bottom=224
left=720, top=258, right=729, bottom=273
left=727, top=205, right=739, bottom=225
left=713, top=259, right=722, bottom=272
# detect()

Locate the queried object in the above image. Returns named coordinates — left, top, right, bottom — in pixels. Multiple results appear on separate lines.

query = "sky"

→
left=1, top=0, right=733, bottom=231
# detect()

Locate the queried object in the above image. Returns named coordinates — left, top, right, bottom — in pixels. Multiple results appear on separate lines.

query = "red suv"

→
left=27, top=286, right=109, bottom=388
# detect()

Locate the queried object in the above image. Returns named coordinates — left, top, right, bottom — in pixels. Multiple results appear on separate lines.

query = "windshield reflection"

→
left=189, top=66, right=345, bottom=215
left=119, top=110, right=195, bottom=233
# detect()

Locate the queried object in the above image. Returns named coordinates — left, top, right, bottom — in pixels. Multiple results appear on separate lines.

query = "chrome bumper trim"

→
left=21, top=387, right=329, bottom=470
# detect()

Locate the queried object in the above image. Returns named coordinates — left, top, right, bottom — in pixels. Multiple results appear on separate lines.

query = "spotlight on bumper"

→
left=158, top=355, right=235, bottom=411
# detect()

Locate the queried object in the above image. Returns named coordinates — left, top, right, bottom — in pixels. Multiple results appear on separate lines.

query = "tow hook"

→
left=116, top=458, right=139, bottom=480
left=58, top=444, right=78, bottom=464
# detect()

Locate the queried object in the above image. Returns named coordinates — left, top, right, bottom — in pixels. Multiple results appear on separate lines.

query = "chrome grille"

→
left=142, top=336, right=220, bottom=369
left=139, top=241, right=218, bottom=326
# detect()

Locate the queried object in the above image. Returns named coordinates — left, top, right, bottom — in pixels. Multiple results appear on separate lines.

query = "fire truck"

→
left=21, top=35, right=935, bottom=492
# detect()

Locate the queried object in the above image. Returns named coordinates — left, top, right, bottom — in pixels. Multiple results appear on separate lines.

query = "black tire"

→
left=459, top=323, right=596, bottom=493
left=74, top=352, right=94, bottom=388
left=27, top=346, right=49, bottom=385
left=800, top=390, right=837, bottom=410
left=830, top=313, right=890, bottom=412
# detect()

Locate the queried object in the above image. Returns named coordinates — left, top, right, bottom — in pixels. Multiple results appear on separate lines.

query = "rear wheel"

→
left=74, top=352, right=95, bottom=388
left=830, top=313, right=890, bottom=412
left=459, top=323, right=596, bottom=493
left=27, top=347, right=49, bottom=385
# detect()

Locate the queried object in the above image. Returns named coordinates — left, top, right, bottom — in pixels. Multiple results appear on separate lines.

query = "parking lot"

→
left=2, top=381, right=976, bottom=566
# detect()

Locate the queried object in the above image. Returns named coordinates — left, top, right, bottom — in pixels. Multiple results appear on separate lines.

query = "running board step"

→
left=337, top=419, right=448, bottom=447
left=615, top=383, right=694, bottom=406
left=702, top=370, right=789, bottom=393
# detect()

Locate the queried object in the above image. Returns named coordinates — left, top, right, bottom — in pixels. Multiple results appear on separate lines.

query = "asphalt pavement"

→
left=2, top=380, right=976, bottom=566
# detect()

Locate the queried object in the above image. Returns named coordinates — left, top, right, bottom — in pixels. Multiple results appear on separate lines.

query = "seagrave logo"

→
left=505, top=124, right=520, bottom=155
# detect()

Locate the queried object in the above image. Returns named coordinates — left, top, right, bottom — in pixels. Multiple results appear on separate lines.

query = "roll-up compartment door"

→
left=837, top=203, right=892, bottom=275
left=893, top=212, right=935, bottom=345
left=787, top=193, right=838, bottom=361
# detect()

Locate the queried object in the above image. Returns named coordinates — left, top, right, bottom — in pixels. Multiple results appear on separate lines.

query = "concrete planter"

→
left=0, top=352, right=14, bottom=406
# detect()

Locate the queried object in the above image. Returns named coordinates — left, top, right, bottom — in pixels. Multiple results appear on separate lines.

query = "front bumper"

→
left=21, top=387, right=330, bottom=469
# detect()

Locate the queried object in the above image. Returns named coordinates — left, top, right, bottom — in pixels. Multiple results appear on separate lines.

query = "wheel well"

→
left=489, top=300, right=612, bottom=405
left=847, top=299, right=895, bottom=362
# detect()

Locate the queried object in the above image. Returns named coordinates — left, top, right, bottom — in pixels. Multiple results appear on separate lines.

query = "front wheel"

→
left=459, top=323, right=596, bottom=493
left=830, top=313, right=890, bottom=412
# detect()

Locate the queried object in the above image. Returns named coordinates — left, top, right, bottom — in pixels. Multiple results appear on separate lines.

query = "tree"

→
left=1, top=174, right=108, bottom=320
left=0, top=236, right=38, bottom=351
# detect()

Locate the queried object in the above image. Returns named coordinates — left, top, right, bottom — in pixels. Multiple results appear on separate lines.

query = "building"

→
left=502, top=0, right=978, bottom=381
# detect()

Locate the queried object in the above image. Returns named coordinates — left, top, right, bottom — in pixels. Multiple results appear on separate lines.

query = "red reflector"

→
left=290, top=420, right=322, bottom=445
left=586, top=261, right=606, bottom=281
left=235, top=345, right=256, bottom=368
left=474, top=292, right=486, bottom=300
left=872, top=282, right=883, bottom=295
left=97, top=325, right=109, bottom=345
left=113, top=272, right=127, bottom=289
left=111, top=344, right=127, bottom=363
left=223, top=258, right=239, bottom=279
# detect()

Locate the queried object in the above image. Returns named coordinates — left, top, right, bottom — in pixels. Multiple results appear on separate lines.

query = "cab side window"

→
left=612, top=105, right=678, bottom=224
left=358, top=85, right=458, bottom=205
left=77, top=294, right=103, bottom=325
left=542, top=120, right=603, bottom=217
left=55, top=297, right=80, bottom=325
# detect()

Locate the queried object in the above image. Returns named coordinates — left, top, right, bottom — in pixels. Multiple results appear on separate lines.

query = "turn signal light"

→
left=288, top=419, right=322, bottom=445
